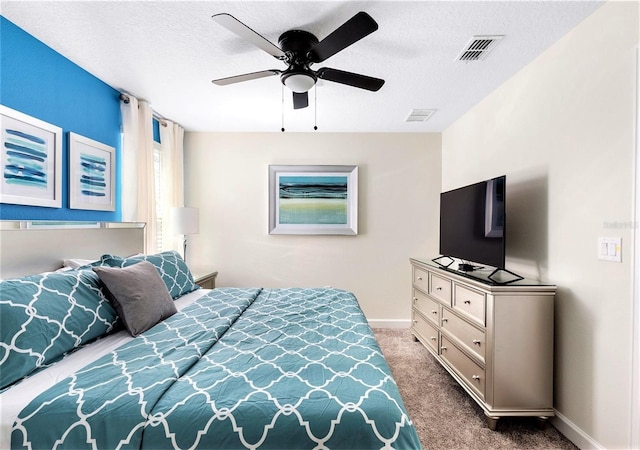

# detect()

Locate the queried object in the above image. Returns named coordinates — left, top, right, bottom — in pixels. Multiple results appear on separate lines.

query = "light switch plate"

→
left=598, top=237, right=622, bottom=262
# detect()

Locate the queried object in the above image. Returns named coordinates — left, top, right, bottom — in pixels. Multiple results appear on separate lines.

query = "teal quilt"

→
left=11, top=288, right=421, bottom=450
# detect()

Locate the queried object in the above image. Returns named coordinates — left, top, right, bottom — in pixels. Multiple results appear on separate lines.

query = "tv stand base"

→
left=488, top=267, right=524, bottom=284
left=431, top=255, right=454, bottom=268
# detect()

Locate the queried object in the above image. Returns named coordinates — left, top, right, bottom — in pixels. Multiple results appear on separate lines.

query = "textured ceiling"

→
left=2, top=1, right=603, bottom=133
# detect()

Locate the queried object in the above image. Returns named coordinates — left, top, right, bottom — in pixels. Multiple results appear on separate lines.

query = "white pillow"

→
left=62, top=258, right=96, bottom=269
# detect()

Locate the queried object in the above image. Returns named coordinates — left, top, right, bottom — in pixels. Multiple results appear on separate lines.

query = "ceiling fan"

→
left=211, top=12, right=385, bottom=109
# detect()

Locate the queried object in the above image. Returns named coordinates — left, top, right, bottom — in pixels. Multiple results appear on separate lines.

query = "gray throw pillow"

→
left=93, top=261, right=177, bottom=337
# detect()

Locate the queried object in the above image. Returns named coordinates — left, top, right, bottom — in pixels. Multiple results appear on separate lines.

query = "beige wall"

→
left=442, top=2, right=638, bottom=448
left=184, top=132, right=441, bottom=324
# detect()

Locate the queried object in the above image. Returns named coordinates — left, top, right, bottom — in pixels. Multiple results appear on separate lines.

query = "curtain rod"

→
left=119, top=93, right=168, bottom=127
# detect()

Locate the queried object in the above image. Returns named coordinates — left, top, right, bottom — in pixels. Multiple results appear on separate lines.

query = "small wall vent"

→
left=405, top=109, right=436, bottom=122
left=457, top=35, right=504, bottom=62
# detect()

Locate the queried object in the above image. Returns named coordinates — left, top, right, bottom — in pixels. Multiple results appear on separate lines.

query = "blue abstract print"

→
left=3, top=129, right=47, bottom=189
left=79, top=153, right=107, bottom=197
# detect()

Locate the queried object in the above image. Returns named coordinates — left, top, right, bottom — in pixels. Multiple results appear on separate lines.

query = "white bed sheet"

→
left=0, top=288, right=208, bottom=450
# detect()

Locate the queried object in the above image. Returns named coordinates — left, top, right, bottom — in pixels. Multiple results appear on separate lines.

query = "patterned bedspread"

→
left=11, top=288, right=421, bottom=450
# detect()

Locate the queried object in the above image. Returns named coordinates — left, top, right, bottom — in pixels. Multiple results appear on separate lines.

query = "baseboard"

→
left=551, top=410, right=604, bottom=449
left=368, top=319, right=411, bottom=329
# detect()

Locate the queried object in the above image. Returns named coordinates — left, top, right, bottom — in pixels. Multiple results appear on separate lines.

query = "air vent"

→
left=405, top=109, right=436, bottom=122
left=457, top=35, right=504, bottom=62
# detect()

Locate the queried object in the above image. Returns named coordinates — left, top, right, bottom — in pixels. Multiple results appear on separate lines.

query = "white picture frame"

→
left=69, top=132, right=116, bottom=211
left=269, top=165, right=358, bottom=235
left=0, top=105, right=62, bottom=208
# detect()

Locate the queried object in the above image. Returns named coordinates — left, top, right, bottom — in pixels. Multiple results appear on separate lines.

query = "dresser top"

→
left=410, top=257, right=556, bottom=290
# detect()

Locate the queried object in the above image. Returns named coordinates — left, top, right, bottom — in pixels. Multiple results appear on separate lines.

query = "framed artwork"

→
left=269, top=165, right=358, bottom=235
left=0, top=105, right=62, bottom=208
left=69, top=132, right=115, bottom=211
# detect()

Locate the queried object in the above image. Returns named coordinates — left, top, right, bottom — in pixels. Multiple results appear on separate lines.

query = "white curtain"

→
left=120, top=97, right=157, bottom=253
left=160, top=120, right=185, bottom=254
left=120, top=96, right=139, bottom=222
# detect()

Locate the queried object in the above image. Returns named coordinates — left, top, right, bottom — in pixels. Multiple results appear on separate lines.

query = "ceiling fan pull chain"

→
left=314, top=87, right=318, bottom=131
left=281, top=84, right=285, bottom=132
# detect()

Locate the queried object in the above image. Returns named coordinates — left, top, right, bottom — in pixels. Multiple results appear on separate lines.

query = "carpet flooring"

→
left=373, top=328, right=578, bottom=450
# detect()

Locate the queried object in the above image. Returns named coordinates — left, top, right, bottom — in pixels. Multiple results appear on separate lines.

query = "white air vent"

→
left=405, top=109, right=436, bottom=122
left=457, top=35, right=504, bottom=62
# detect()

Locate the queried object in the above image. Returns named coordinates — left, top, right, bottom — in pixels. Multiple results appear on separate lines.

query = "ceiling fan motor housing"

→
left=278, top=30, right=319, bottom=92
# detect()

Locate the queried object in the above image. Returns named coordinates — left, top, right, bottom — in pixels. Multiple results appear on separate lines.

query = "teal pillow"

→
left=99, top=251, right=198, bottom=299
left=0, top=269, right=118, bottom=389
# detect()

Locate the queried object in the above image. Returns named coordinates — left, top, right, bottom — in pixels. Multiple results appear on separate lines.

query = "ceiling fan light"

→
left=282, top=73, right=316, bottom=93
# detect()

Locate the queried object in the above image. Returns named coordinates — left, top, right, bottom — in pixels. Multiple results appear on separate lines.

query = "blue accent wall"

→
left=0, top=17, right=121, bottom=221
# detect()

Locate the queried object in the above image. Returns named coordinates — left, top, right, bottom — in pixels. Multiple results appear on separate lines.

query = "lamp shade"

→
left=171, top=207, right=199, bottom=235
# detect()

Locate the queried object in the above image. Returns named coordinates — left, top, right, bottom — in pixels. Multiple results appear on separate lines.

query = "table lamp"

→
left=171, top=206, right=199, bottom=263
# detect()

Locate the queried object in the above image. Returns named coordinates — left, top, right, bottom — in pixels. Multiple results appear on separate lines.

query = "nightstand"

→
left=193, top=271, right=218, bottom=289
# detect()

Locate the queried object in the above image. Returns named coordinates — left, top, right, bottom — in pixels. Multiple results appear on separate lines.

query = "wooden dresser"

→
left=410, top=258, right=556, bottom=430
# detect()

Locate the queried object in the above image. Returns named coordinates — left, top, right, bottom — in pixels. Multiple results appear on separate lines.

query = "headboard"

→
left=0, top=222, right=145, bottom=279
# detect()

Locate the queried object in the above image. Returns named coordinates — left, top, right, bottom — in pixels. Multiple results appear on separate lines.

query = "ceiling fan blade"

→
left=292, top=92, right=309, bottom=109
left=316, top=67, right=384, bottom=91
left=308, top=11, right=378, bottom=63
left=212, top=13, right=285, bottom=59
left=212, top=69, right=280, bottom=86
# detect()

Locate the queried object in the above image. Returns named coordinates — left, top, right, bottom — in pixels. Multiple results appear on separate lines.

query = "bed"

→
left=0, top=223, right=421, bottom=450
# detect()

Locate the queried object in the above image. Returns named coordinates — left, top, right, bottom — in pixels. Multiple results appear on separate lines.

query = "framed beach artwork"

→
left=0, top=105, right=62, bottom=208
left=69, top=132, right=115, bottom=211
left=269, top=165, right=358, bottom=235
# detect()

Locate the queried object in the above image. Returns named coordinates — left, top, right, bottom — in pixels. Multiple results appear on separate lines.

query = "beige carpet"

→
left=373, top=328, right=578, bottom=450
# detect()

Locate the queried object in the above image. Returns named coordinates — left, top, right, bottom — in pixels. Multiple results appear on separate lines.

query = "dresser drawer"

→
left=413, top=289, right=440, bottom=326
left=440, top=309, right=485, bottom=363
left=412, top=312, right=439, bottom=353
left=413, top=266, right=429, bottom=293
left=429, top=273, right=452, bottom=305
left=453, top=284, right=486, bottom=325
left=440, top=335, right=485, bottom=399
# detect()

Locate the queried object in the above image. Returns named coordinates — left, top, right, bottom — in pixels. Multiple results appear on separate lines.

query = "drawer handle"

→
left=413, top=320, right=418, bottom=324
left=417, top=276, right=423, bottom=281
left=430, top=336, right=437, bottom=341
left=436, top=286, right=442, bottom=291
left=413, top=297, right=418, bottom=302
left=472, top=375, right=481, bottom=381
left=440, top=346, right=447, bottom=351
left=464, top=300, right=471, bottom=304
left=472, top=339, right=481, bottom=346
left=441, top=318, right=448, bottom=324
left=432, top=310, right=438, bottom=315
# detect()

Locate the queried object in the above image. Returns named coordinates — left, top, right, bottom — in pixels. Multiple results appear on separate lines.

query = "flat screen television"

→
left=439, top=175, right=506, bottom=271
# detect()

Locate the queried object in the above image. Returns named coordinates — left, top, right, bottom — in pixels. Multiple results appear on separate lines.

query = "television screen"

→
left=439, top=175, right=506, bottom=270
